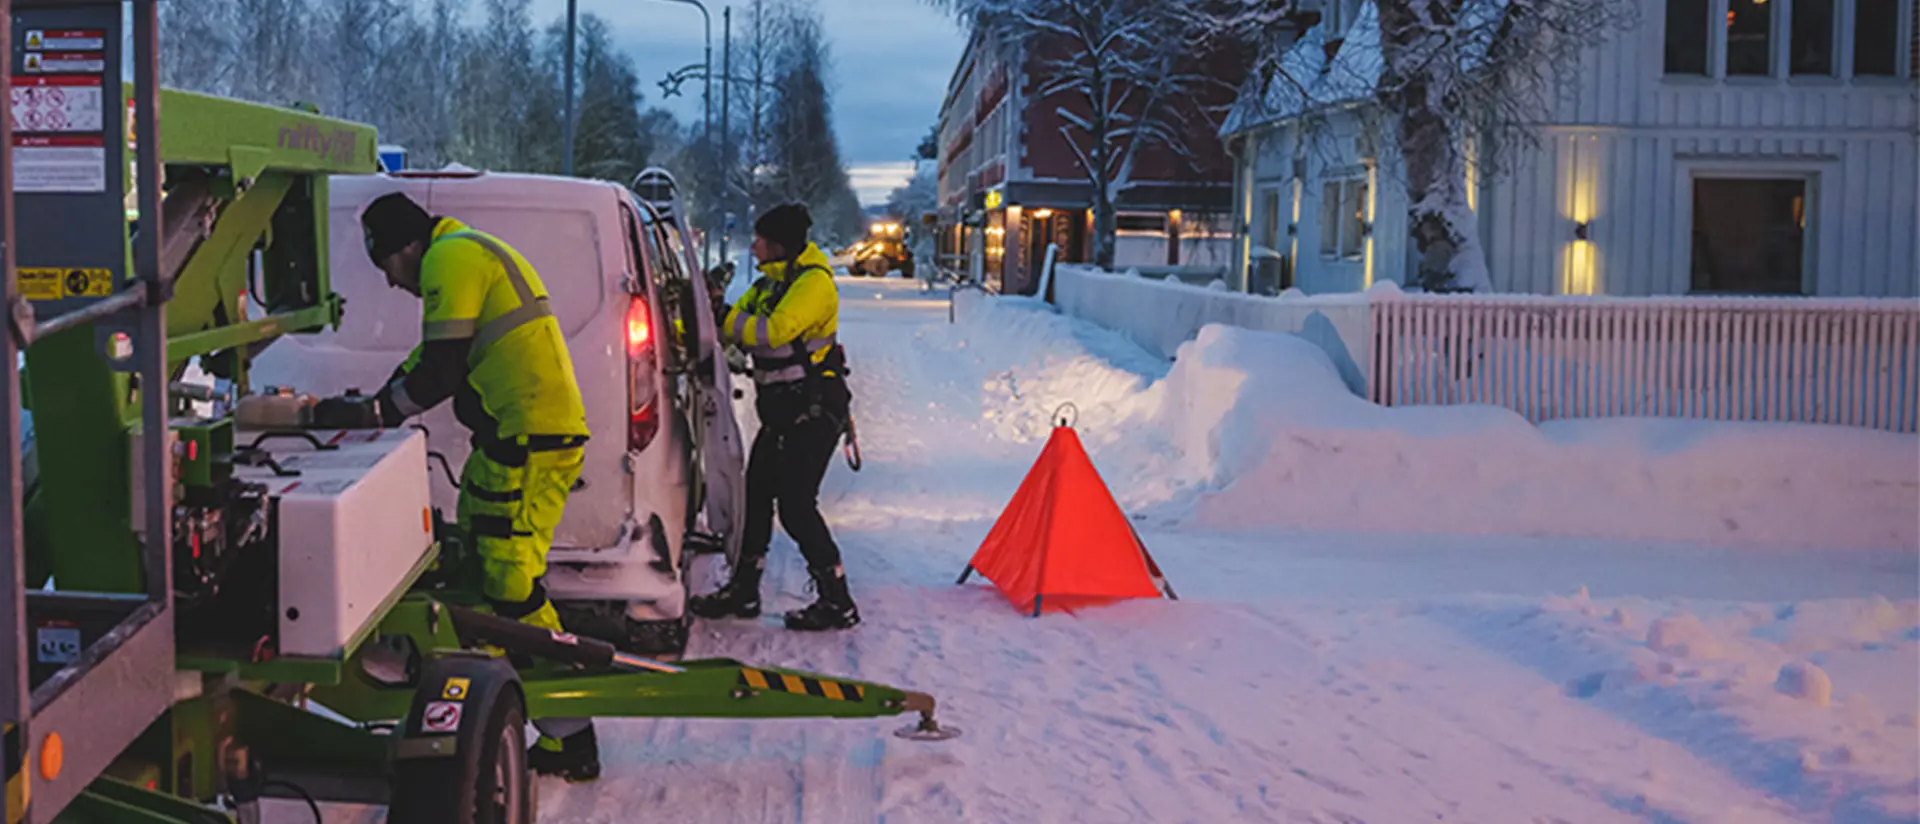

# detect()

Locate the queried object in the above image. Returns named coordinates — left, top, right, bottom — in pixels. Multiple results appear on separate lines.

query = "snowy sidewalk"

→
left=536, top=278, right=1916, bottom=824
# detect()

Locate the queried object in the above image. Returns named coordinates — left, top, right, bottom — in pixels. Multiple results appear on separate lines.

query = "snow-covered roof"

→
left=1222, top=0, right=1385, bottom=135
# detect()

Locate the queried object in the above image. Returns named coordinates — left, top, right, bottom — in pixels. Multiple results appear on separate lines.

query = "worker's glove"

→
left=311, top=395, right=383, bottom=430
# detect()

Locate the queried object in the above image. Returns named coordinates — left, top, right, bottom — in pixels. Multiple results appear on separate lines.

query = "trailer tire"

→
left=391, top=657, right=534, bottom=824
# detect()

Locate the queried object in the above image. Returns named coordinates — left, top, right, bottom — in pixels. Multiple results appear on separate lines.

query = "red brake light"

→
left=627, top=294, right=658, bottom=452
left=626, top=296, right=652, bottom=352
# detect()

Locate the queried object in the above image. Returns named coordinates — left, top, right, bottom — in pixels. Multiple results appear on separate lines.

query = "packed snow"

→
left=295, top=276, right=1916, bottom=823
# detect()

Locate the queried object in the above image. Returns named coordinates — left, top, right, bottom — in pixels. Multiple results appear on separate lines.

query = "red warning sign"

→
left=25, top=29, right=106, bottom=51
left=25, top=52, right=105, bottom=75
left=421, top=700, right=463, bottom=733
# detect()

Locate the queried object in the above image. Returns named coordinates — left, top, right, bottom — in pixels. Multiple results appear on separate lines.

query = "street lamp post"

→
left=655, top=0, right=714, bottom=264
left=563, top=0, right=578, bottom=176
left=563, top=0, right=714, bottom=259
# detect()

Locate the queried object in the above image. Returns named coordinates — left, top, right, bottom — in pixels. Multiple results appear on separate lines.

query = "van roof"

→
left=331, top=170, right=634, bottom=211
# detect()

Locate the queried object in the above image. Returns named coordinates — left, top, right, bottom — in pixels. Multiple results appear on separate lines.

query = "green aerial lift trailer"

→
left=0, top=3, right=953, bottom=822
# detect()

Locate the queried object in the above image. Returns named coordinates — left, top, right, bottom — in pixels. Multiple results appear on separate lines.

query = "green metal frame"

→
left=17, top=70, right=944, bottom=824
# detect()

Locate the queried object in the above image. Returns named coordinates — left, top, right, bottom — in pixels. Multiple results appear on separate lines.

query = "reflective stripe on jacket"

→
left=412, top=217, right=590, bottom=440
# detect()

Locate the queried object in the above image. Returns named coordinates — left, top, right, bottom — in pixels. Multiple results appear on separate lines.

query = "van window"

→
left=326, top=206, right=607, bottom=352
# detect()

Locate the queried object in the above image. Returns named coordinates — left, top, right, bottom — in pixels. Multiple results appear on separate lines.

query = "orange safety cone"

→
left=958, top=406, right=1176, bottom=616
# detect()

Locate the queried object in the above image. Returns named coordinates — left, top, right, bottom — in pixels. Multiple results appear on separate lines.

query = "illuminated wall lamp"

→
left=1574, top=221, right=1590, bottom=240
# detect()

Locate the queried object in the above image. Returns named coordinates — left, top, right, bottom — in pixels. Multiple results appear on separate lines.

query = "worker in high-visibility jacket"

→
left=689, top=203, right=860, bottom=631
left=312, top=192, right=601, bottom=782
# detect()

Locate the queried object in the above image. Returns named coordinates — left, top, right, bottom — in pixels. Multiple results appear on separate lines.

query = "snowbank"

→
left=1052, top=264, right=1377, bottom=394
left=949, top=294, right=1920, bottom=550
left=1168, top=325, right=1920, bottom=549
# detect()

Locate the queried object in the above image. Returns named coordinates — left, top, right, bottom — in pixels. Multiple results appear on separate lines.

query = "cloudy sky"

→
left=527, top=0, right=965, bottom=205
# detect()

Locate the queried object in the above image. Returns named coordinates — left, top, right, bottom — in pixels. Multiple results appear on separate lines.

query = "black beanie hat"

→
left=754, top=203, right=812, bottom=256
left=360, top=192, right=437, bottom=262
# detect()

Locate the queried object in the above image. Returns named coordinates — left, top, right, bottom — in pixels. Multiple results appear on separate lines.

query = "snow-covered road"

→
left=296, top=277, right=1914, bottom=823
left=526, top=278, right=1917, bottom=824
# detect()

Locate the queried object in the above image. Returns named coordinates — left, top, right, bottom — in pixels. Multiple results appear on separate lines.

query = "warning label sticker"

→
left=25, top=52, right=105, bottom=75
left=442, top=677, right=471, bottom=700
left=19, top=267, right=113, bottom=301
left=11, top=76, right=104, bottom=133
left=11, top=136, right=106, bottom=193
left=422, top=701, right=463, bottom=733
left=25, top=30, right=106, bottom=51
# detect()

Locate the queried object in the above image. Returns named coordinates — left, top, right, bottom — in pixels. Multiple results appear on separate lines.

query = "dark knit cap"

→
left=754, top=203, right=812, bottom=255
left=360, top=192, right=437, bottom=262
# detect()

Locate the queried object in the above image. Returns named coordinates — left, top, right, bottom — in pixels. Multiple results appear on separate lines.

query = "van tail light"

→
left=625, top=295, right=652, bottom=353
left=627, top=295, right=660, bottom=452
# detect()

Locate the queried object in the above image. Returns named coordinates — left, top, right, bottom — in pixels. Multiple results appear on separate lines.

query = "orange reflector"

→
left=38, top=732, right=62, bottom=781
left=423, top=508, right=432, bottom=533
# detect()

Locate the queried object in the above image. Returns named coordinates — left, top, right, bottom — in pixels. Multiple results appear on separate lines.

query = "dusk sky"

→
left=528, top=0, right=966, bottom=205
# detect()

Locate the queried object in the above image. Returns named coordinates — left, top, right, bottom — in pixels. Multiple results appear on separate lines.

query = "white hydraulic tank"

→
left=233, top=428, right=435, bottom=658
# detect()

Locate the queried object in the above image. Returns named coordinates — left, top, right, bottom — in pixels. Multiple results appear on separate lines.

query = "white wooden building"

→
left=1223, top=0, right=1919, bottom=297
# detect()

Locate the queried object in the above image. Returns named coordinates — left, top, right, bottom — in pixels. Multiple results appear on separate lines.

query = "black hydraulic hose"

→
left=259, top=779, right=322, bottom=824
left=443, top=604, right=681, bottom=674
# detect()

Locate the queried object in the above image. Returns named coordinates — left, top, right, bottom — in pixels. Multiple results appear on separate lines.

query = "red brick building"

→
left=934, top=27, right=1254, bottom=295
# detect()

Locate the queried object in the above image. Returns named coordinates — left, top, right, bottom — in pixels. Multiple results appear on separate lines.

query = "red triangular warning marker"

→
left=958, top=425, right=1174, bottom=616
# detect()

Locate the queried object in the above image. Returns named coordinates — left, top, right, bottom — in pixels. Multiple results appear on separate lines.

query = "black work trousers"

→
left=740, top=414, right=844, bottom=572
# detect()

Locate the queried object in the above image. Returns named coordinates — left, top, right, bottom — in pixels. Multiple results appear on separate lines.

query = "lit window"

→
left=1319, top=177, right=1368, bottom=259
left=1726, top=0, right=1773, bottom=75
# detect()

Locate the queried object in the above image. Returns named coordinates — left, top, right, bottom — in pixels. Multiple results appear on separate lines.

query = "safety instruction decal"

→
left=441, top=677, right=471, bottom=700
left=10, top=76, right=103, bottom=134
left=18, top=266, right=111, bottom=301
left=25, top=30, right=106, bottom=51
left=421, top=701, right=463, bottom=733
left=23, top=52, right=104, bottom=75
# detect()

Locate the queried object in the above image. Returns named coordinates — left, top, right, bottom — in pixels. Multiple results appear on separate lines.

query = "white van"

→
left=251, top=169, right=746, bottom=654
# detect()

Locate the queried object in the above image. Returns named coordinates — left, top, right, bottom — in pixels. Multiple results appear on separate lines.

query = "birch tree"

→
left=1373, top=0, right=1630, bottom=291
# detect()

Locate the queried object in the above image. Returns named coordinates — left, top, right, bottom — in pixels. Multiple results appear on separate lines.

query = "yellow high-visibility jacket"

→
left=390, top=218, right=589, bottom=442
left=721, top=242, right=840, bottom=384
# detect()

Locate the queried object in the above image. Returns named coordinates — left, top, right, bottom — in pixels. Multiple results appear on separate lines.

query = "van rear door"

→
left=629, top=198, right=746, bottom=563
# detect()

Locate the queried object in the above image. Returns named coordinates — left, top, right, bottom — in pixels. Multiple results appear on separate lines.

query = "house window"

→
left=1726, top=0, right=1774, bottom=75
left=1666, top=0, right=1712, bottom=73
left=1319, top=178, right=1367, bottom=260
left=1691, top=178, right=1807, bottom=294
left=1790, top=0, right=1836, bottom=74
left=1116, top=213, right=1169, bottom=234
left=1853, top=0, right=1901, bottom=75
left=1253, top=188, right=1289, bottom=294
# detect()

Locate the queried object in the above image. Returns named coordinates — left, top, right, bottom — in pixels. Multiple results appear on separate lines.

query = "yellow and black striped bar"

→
left=737, top=667, right=866, bottom=702
left=4, top=722, right=26, bottom=824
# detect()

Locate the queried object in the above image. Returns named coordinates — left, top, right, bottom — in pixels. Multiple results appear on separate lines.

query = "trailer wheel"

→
left=391, top=658, right=534, bottom=824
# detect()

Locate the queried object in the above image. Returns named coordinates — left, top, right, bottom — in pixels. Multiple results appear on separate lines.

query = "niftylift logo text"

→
left=277, top=123, right=357, bottom=165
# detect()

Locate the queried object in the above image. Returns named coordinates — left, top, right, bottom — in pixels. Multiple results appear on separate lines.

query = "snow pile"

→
left=1153, top=324, right=1918, bottom=549
left=946, top=296, right=1920, bottom=549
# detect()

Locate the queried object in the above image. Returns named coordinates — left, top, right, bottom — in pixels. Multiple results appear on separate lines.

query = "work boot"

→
left=785, top=565, right=859, bottom=631
left=528, top=724, right=600, bottom=783
left=689, top=556, right=764, bottom=619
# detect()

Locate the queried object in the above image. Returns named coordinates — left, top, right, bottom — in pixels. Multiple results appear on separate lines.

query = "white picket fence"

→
left=1369, top=295, right=1920, bottom=432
